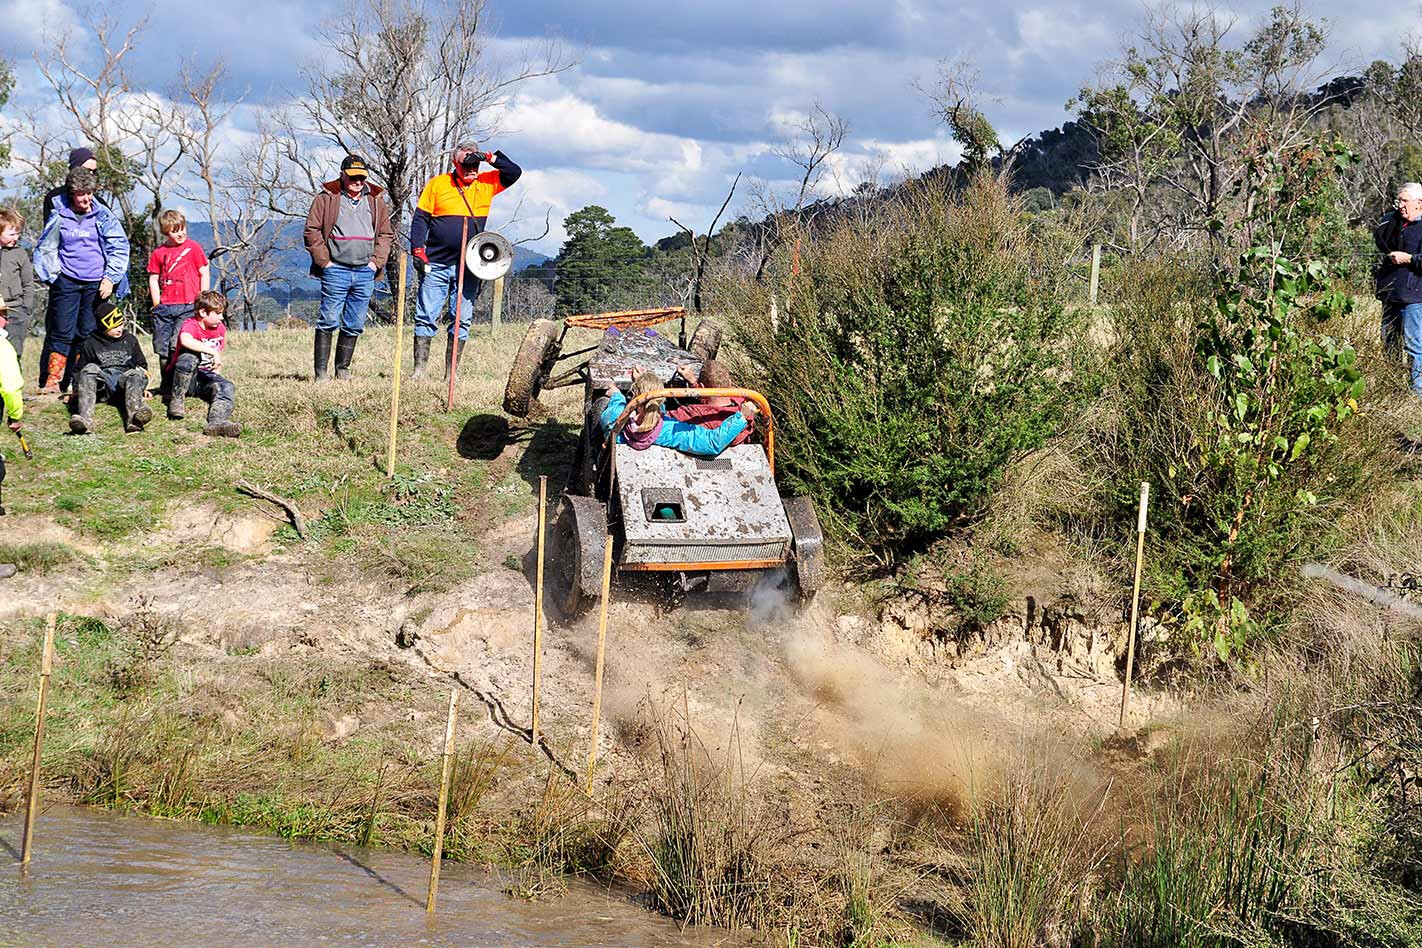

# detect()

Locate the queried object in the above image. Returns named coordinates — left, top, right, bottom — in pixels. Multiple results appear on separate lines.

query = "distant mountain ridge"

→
left=184, top=220, right=550, bottom=302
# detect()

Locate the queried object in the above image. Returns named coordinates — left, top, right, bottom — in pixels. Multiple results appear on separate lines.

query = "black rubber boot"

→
left=123, top=371, right=152, bottom=432
left=69, top=372, right=97, bottom=434
left=203, top=398, right=241, bottom=438
left=168, top=367, right=194, bottom=420
left=313, top=328, right=334, bottom=381
left=410, top=336, right=432, bottom=380
left=333, top=333, right=357, bottom=380
left=443, top=334, right=466, bottom=381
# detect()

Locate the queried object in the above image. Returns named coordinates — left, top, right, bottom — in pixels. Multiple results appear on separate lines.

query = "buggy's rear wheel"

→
left=503, top=319, right=562, bottom=416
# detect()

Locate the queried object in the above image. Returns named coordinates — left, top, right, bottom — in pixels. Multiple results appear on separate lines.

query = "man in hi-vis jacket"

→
left=408, top=143, right=521, bottom=379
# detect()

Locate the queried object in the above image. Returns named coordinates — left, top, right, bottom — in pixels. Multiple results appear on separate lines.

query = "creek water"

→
left=1, top=806, right=734, bottom=947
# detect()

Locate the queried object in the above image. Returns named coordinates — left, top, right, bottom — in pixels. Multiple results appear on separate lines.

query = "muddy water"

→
left=1, top=807, right=733, bottom=947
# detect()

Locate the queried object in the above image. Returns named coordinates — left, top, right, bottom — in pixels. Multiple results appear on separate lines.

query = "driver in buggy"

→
left=598, top=366, right=757, bottom=457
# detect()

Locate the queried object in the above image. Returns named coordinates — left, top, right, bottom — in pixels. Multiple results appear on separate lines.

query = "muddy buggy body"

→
left=502, top=309, right=823, bottom=616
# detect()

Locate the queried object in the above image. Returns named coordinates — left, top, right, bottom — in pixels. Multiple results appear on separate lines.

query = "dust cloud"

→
left=782, top=626, right=1006, bottom=820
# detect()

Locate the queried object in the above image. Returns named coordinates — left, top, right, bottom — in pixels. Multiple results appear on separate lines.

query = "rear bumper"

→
left=619, top=558, right=785, bottom=572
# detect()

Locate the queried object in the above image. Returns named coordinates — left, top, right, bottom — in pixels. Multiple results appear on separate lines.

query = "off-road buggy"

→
left=502, top=307, right=824, bottom=616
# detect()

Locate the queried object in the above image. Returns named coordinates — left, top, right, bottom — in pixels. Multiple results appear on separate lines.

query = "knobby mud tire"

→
left=549, top=495, right=607, bottom=619
left=503, top=319, right=562, bottom=417
left=687, top=319, right=723, bottom=362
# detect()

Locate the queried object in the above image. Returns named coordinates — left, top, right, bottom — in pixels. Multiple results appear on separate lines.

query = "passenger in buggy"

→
left=598, top=368, right=757, bottom=457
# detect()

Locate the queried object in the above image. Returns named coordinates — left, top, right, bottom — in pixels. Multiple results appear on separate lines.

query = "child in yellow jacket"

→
left=0, top=306, right=24, bottom=516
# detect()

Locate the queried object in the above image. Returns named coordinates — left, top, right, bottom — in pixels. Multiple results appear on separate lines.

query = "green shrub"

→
left=1078, top=139, right=1396, bottom=655
left=726, top=174, right=1098, bottom=566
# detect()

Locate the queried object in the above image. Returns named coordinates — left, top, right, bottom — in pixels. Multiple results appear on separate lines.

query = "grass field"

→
left=7, top=320, right=590, bottom=591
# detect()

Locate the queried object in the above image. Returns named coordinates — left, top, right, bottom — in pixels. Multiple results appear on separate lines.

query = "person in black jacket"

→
left=70, top=297, right=151, bottom=434
left=1376, top=182, right=1422, bottom=393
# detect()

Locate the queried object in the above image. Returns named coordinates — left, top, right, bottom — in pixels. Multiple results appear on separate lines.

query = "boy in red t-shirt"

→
left=167, top=289, right=239, bottom=437
left=147, top=209, right=210, bottom=365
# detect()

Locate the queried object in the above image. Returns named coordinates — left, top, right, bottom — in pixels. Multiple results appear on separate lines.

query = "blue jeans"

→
left=173, top=352, right=236, bottom=411
left=415, top=262, right=482, bottom=340
left=316, top=264, right=375, bottom=336
left=47, top=273, right=100, bottom=357
left=151, top=303, right=192, bottom=363
left=1382, top=301, right=1422, bottom=392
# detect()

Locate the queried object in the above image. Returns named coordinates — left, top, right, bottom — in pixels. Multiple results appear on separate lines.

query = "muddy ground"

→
left=1, top=481, right=1181, bottom=821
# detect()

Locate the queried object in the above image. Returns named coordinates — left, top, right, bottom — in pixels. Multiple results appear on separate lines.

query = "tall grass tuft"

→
left=636, top=699, right=774, bottom=930
left=1100, top=765, right=1306, bottom=948
left=966, top=766, right=1105, bottom=948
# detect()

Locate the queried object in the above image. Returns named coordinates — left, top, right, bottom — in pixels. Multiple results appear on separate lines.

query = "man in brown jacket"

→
left=303, top=155, right=395, bottom=380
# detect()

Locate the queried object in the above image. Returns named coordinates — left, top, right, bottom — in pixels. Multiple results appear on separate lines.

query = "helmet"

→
left=97, top=298, right=125, bottom=332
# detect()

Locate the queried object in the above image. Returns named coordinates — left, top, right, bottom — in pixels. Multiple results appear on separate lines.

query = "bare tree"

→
left=112, top=92, right=188, bottom=243
left=177, top=63, right=287, bottom=329
left=35, top=14, right=148, bottom=220
left=748, top=104, right=849, bottom=281
left=771, top=103, right=849, bottom=214
left=1073, top=2, right=1338, bottom=253
left=671, top=173, right=740, bottom=313
left=292, top=0, right=572, bottom=237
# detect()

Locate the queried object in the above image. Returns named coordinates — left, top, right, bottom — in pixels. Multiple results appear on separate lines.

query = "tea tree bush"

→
left=726, top=175, right=1099, bottom=566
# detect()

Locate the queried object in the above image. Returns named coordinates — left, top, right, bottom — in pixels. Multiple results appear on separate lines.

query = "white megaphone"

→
left=464, top=230, right=513, bottom=280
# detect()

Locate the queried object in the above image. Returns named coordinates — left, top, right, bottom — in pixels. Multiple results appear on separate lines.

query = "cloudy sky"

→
left=0, top=0, right=1414, bottom=255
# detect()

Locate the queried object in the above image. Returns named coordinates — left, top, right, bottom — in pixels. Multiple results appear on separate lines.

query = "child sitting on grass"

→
left=69, top=297, right=151, bottom=434
left=168, top=289, right=240, bottom=438
left=599, top=368, right=755, bottom=457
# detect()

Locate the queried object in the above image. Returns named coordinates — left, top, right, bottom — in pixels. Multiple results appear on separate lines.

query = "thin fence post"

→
left=21, top=613, right=57, bottom=869
left=1089, top=243, right=1102, bottom=307
left=386, top=250, right=408, bottom=479
left=586, top=536, right=614, bottom=793
left=1120, top=482, right=1150, bottom=729
left=490, top=274, right=505, bottom=338
left=426, top=688, right=459, bottom=914
left=532, top=476, right=547, bottom=744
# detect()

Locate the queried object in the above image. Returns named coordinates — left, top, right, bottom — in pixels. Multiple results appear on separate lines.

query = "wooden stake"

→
left=1119, top=482, right=1150, bottom=729
left=1089, top=243, right=1102, bottom=307
left=585, top=536, right=614, bottom=793
left=489, top=274, right=504, bottom=338
left=21, top=614, right=57, bottom=868
left=386, top=250, right=408, bottom=479
left=445, top=218, right=471, bottom=412
left=532, top=475, right=547, bottom=744
left=426, top=687, right=459, bottom=914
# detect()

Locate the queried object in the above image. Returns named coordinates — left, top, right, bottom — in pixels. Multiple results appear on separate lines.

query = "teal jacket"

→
left=600, top=389, right=748, bottom=456
left=33, top=197, right=131, bottom=297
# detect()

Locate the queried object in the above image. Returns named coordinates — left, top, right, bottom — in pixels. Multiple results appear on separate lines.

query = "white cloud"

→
left=0, top=0, right=80, bottom=53
left=502, top=167, right=607, bottom=249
